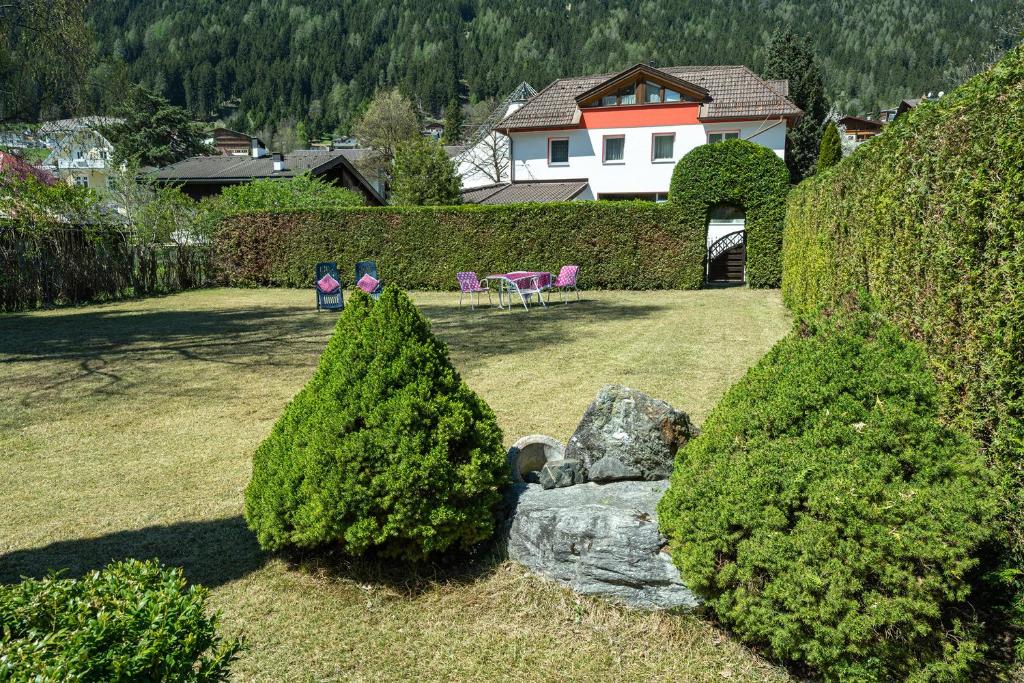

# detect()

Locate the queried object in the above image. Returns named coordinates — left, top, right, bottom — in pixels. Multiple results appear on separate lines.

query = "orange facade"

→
left=580, top=103, right=701, bottom=129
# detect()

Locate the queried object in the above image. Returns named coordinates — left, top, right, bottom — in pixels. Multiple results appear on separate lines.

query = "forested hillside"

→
left=87, top=0, right=1018, bottom=137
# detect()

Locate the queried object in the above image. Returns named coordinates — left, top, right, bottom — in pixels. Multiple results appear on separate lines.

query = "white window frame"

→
left=602, top=134, right=626, bottom=165
left=707, top=130, right=741, bottom=144
left=547, top=137, right=570, bottom=166
left=651, top=132, right=675, bottom=163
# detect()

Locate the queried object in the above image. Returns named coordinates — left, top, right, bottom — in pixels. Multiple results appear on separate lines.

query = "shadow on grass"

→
left=420, top=297, right=667, bottom=361
left=0, top=516, right=266, bottom=589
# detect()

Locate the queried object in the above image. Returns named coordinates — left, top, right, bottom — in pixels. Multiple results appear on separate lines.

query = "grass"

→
left=0, top=287, right=792, bottom=682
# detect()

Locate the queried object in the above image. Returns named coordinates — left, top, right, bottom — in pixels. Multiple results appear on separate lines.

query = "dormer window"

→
left=601, top=83, right=636, bottom=106
left=576, top=65, right=708, bottom=110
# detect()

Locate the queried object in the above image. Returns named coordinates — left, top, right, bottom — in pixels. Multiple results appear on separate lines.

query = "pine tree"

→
left=244, top=288, right=506, bottom=560
left=440, top=99, right=465, bottom=144
left=761, top=26, right=829, bottom=181
left=100, top=85, right=212, bottom=167
left=817, top=121, right=842, bottom=171
left=391, top=137, right=463, bottom=206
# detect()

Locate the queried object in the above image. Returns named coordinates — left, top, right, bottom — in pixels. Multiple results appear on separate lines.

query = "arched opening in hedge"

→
left=669, top=139, right=790, bottom=288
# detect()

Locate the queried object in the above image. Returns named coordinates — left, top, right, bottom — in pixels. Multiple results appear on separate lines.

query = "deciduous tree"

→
left=352, top=89, right=420, bottom=191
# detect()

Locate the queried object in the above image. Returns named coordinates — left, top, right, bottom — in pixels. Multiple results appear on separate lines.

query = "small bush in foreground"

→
left=658, top=298, right=999, bottom=681
left=244, top=287, right=507, bottom=560
left=0, top=559, right=239, bottom=681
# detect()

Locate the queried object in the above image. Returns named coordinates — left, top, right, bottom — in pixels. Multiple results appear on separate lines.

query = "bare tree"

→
left=457, top=130, right=511, bottom=185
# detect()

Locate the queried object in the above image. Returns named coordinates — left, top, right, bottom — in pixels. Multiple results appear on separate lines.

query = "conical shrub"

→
left=244, top=286, right=507, bottom=560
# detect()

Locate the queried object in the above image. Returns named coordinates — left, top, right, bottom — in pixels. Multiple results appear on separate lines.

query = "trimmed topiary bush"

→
left=658, top=298, right=999, bottom=681
left=244, top=286, right=507, bottom=560
left=669, top=138, right=791, bottom=288
left=0, top=559, right=239, bottom=681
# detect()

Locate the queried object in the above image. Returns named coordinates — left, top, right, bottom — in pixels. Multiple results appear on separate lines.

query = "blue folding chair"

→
left=315, top=262, right=344, bottom=311
left=355, top=260, right=383, bottom=299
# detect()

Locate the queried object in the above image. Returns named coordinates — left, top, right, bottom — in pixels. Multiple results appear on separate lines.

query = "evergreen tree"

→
left=817, top=121, right=842, bottom=171
left=391, top=137, right=463, bottom=206
left=244, top=288, right=507, bottom=560
left=761, top=26, right=829, bottom=181
left=100, top=85, right=211, bottom=167
left=440, top=99, right=465, bottom=144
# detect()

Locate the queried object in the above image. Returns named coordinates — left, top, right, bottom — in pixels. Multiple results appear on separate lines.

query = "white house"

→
left=464, top=64, right=800, bottom=204
left=456, top=82, right=537, bottom=189
left=38, top=117, right=121, bottom=192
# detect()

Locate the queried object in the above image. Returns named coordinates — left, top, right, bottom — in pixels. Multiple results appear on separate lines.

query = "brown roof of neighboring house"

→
left=462, top=180, right=589, bottom=205
left=838, top=115, right=884, bottom=131
left=152, top=149, right=384, bottom=204
left=497, top=65, right=801, bottom=131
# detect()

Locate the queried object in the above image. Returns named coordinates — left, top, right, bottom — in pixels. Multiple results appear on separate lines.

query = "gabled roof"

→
left=573, top=63, right=710, bottom=105
left=38, top=117, right=120, bottom=137
left=838, top=115, right=884, bottom=130
left=461, top=180, right=589, bottom=205
left=498, top=65, right=801, bottom=131
left=152, top=149, right=384, bottom=204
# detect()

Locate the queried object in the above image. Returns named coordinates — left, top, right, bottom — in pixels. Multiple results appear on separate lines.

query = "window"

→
left=652, top=133, right=675, bottom=162
left=664, top=89, right=681, bottom=102
left=617, top=84, right=636, bottom=105
left=73, top=176, right=88, bottom=188
left=548, top=137, right=569, bottom=165
left=603, top=135, right=625, bottom=164
left=644, top=81, right=662, bottom=103
left=708, top=131, right=740, bottom=144
left=601, top=94, right=617, bottom=107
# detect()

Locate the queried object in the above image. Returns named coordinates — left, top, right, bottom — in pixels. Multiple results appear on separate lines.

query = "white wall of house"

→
left=457, top=99, right=529, bottom=189
left=509, top=119, right=786, bottom=198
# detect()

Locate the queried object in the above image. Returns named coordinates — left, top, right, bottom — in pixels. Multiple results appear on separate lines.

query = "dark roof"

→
left=462, top=180, right=589, bottom=205
left=498, top=65, right=802, bottom=131
left=838, top=115, right=884, bottom=130
left=153, top=149, right=384, bottom=204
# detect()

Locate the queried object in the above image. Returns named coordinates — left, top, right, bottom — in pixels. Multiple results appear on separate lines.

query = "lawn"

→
left=0, top=287, right=792, bottom=682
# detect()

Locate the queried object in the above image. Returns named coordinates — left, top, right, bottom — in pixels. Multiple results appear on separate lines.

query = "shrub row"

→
left=781, top=45, right=1024, bottom=637
left=659, top=298, right=999, bottom=681
left=0, top=559, right=239, bottom=680
left=215, top=201, right=707, bottom=290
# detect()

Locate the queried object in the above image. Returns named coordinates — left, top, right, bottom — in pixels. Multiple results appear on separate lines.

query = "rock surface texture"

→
left=506, top=481, right=699, bottom=610
left=566, top=385, right=696, bottom=481
left=538, top=459, right=585, bottom=489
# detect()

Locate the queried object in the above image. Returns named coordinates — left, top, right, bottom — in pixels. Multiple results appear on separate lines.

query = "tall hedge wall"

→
left=670, top=139, right=791, bottom=288
left=782, top=45, right=1024, bottom=631
left=216, top=202, right=707, bottom=289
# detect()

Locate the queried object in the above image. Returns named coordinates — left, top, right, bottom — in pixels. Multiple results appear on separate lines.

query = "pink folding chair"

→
left=547, top=265, right=580, bottom=304
left=456, top=271, right=491, bottom=309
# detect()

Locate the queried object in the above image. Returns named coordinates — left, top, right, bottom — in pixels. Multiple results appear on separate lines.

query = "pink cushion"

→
left=317, top=273, right=340, bottom=293
left=357, top=273, right=379, bottom=294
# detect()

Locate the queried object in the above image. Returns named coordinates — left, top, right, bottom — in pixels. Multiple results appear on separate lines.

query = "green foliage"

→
left=391, top=138, right=462, bottom=206
left=215, top=202, right=706, bottom=290
left=658, top=300, right=999, bottom=681
left=669, top=139, right=790, bottom=288
left=761, top=26, right=829, bottom=181
left=100, top=84, right=212, bottom=167
left=244, top=287, right=507, bottom=560
left=441, top=99, right=465, bottom=145
left=782, top=45, right=1024, bottom=645
left=85, top=0, right=1017, bottom=132
left=817, top=121, right=842, bottom=171
left=0, top=559, right=240, bottom=681
left=212, top=173, right=364, bottom=213
left=352, top=89, right=421, bottom=189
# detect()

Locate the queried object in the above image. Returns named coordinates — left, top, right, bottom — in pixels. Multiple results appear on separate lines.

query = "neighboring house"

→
left=38, top=117, right=120, bottom=192
left=481, top=63, right=800, bottom=203
left=152, top=141, right=385, bottom=205
left=207, top=128, right=263, bottom=156
left=456, top=82, right=538, bottom=189
left=838, top=115, right=884, bottom=143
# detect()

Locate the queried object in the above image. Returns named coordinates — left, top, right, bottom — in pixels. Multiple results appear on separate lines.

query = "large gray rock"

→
left=538, top=459, right=585, bottom=489
left=566, top=385, right=696, bottom=481
left=506, top=480, right=699, bottom=610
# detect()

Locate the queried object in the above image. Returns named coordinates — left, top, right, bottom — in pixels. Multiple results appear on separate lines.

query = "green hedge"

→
left=782, top=46, right=1024, bottom=645
left=659, top=299, right=998, bottom=681
left=0, top=559, right=240, bottom=680
left=670, top=139, right=791, bottom=288
left=216, top=202, right=706, bottom=290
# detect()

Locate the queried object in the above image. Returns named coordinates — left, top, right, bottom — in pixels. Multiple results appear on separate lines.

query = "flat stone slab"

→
left=506, top=480, right=699, bottom=610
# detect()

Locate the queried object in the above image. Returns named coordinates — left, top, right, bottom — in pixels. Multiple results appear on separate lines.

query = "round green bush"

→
left=658, top=299, right=999, bottom=681
left=244, top=286, right=508, bottom=560
left=669, top=138, right=791, bottom=288
left=0, top=559, right=239, bottom=681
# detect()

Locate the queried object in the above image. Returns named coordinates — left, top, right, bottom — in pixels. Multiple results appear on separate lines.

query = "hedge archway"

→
left=669, top=139, right=791, bottom=288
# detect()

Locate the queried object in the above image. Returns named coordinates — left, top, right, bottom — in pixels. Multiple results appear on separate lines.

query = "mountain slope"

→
left=87, top=0, right=1018, bottom=136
